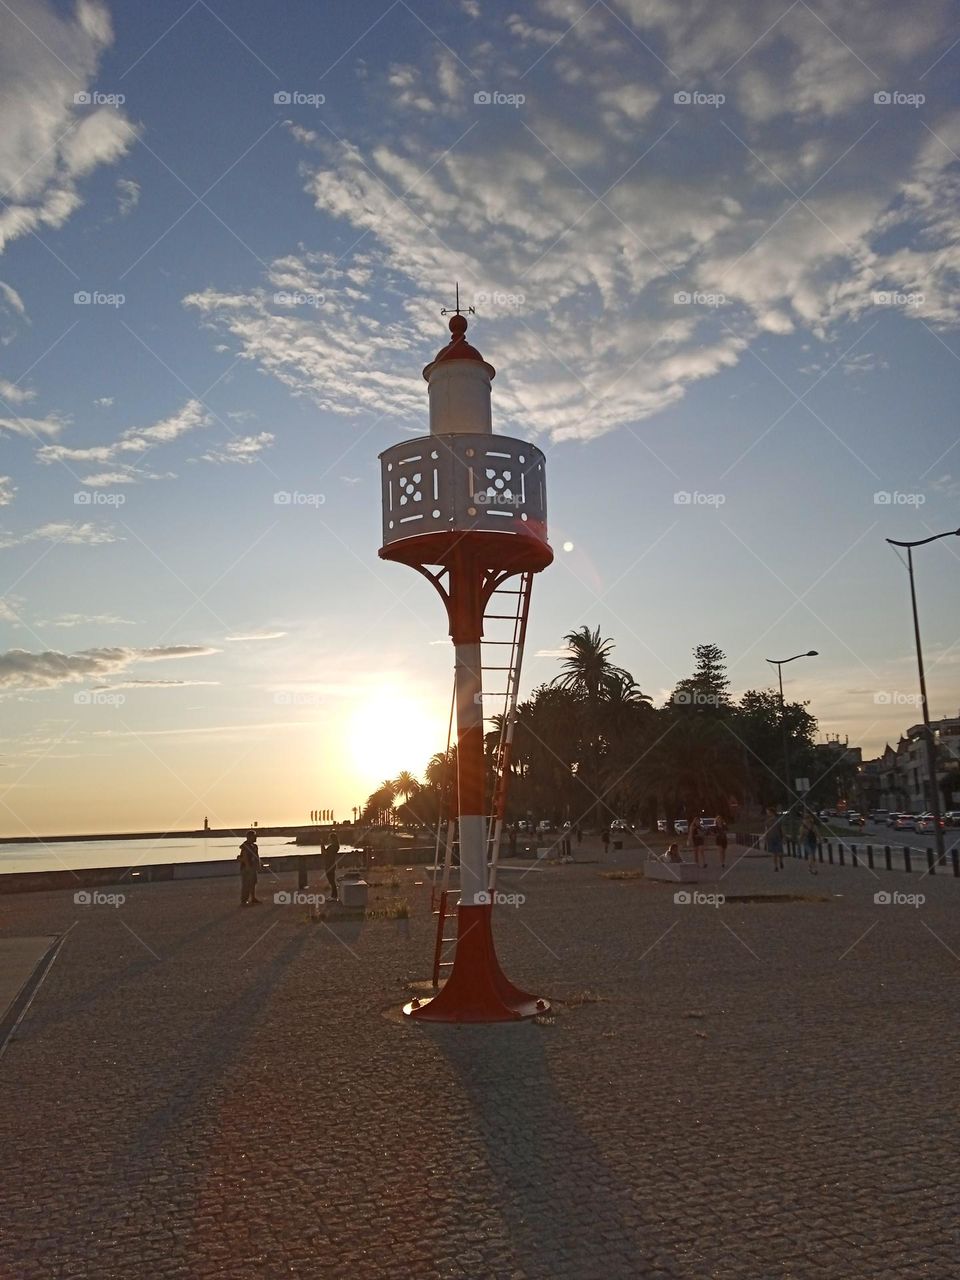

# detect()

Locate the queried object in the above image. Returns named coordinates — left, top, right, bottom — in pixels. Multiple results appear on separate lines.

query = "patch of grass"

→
left=601, top=870, right=645, bottom=881
left=365, top=899, right=410, bottom=921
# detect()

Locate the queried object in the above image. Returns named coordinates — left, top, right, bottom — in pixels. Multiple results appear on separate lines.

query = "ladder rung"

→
left=438, top=960, right=455, bottom=968
left=484, top=614, right=520, bottom=620
left=491, top=589, right=524, bottom=595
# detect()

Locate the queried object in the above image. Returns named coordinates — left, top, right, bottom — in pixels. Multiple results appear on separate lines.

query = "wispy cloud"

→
left=200, top=431, right=275, bottom=464
left=116, top=177, right=140, bottom=217
left=0, top=644, right=221, bottom=690
left=0, top=0, right=137, bottom=256
left=224, top=630, right=287, bottom=642
left=0, top=413, right=68, bottom=440
left=36, top=399, right=210, bottom=482
left=38, top=613, right=136, bottom=629
left=0, top=521, right=121, bottom=550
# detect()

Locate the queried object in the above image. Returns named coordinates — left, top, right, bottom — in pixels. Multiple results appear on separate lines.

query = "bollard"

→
left=818, top=841, right=824, bottom=862
left=867, top=845, right=874, bottom=869
left=885, top=845, right=892, bottom=871
left=838, top=843, right=845, bottom=866
left=904, top=847, right=911, bottom=873
left=828, top=842, right=834, bottom=864
left=952, top=850, right=959, bottom=879
left=851, top=844, right=858, bottom=868
left=927, top=848, right=936, bottom=875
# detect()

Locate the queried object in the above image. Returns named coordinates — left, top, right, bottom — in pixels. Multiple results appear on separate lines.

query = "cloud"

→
left=0, top=282, right=26, bottom=316
left=0, top=476, right=16, bottom=506
left=200, top=431, right=275, bottom=464
left=0, top=0, right=137, bottom=255
left=0, top=643, right=221, bottom=690
left=93, top=396, right=114, bottom=408
left=224, top=630, right=287, bottom=642
left=0, top=377, right=35, bottom=405
left=39, top=613, right=136, bottom=628
left=0, top=412, right=68, bottom=440
left=35, top=399, right=211, bottom=479
left=116, top=177, right=140, bottom=216
left=90, top=679, right=219, bottom=690
left=183, top=3, right=960, bottom=443
left=0, top=521, right=121, bottom=550
left=0, top=593, right=25, bottom=623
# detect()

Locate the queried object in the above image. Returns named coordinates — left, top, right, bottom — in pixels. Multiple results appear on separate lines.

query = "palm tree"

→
left=553, top=625, right=632, bottom=704
left=552, top=627, right=644, bottom=822
left=393, top=770, right=420, bottom=802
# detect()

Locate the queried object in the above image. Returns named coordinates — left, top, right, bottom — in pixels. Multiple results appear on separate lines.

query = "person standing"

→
left=715, top=816, right=728, bottom=871
left=322, top=828, right=341, bottom=901
left=601, top=826, right=610, bottom=858
left=801, top=810, right=819, bottom=874
left=238, top=830, right=261, bottom=906
left=689, top=816, right=706, bottom=869
left=767, top=809, right=785, bottom=872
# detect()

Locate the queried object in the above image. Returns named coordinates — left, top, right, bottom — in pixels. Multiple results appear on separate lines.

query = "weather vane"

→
left=440, top=282, right=475, bottom=318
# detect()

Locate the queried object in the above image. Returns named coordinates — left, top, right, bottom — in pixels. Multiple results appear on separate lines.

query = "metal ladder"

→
left=431, top=571, right=534, bottom=986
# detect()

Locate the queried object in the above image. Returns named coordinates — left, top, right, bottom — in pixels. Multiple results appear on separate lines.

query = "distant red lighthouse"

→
left=379, top=299, right=553, bottom=1022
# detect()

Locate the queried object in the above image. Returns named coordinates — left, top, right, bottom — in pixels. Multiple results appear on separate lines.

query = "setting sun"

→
left=348, top=686, right=444, bottom=790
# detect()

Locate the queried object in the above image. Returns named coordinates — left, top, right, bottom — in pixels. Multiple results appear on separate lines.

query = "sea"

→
left=0, top=835, right=356, bottom=878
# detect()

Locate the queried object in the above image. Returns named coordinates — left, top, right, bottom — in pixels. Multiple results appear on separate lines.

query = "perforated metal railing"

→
left=380, top=432, right=548, bottom=550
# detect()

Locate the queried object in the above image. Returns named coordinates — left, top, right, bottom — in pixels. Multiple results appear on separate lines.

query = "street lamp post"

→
left=886, top=529, right=960, bottom=866
left=766, top=651, right=819, bottom=814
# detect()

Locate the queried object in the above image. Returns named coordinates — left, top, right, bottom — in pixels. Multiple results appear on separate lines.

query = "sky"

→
left=1, top=0, right=959, bottom=836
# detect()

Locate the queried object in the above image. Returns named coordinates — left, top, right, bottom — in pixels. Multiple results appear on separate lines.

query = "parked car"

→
left=916, top=813, right=945, bottom=833
left=887, top=812, right=904, bottom=827
left=536, top=819, right=553, bottom=833
left=945, top=811, right=960, bottom=828
left=893, top=814, right=915, bottom=831
left=845, top=812, right=864, bottom=828
left=610, top=818, right=630, bottom=831
left=657, top=818, right=667, bottom=833
left=870, top=811, right=889, bottom=823
left=674, top=819, right=689, bottom=835
left=516, top=820, right=530, bottom=833
left=699, top=817, right=718, bottom=833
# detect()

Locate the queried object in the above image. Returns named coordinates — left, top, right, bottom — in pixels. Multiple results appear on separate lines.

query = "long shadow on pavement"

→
left=426, top=1021, right=682, bottom=1279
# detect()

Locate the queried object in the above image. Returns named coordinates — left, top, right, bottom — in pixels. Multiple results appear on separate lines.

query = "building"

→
left=859, top=714, right=960, bottom=812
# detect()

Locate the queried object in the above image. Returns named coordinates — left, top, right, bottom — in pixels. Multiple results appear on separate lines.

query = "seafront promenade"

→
left=2, top=838, right=958, bottom=1278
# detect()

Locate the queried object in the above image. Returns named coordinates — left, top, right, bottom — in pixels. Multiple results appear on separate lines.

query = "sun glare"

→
left=348, top=686, right=441, bottom=789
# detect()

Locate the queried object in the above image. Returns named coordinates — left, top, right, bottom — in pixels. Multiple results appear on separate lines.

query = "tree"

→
left=552, top=626, right=644, bottom=820
left=641, top=714, right=747, bottom=823
left=671, top=643, right=731, bottom=714
left=734, top=688, right=817, bottom=810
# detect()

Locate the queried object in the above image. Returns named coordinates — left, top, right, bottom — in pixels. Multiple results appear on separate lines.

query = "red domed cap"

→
left=423, top=314, right=496, bottom=380
left=435, top=313, right=485, bottom=362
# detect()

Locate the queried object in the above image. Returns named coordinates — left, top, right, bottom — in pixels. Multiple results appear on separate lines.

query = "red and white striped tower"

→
left=379, top=301, right=553, bottom=1022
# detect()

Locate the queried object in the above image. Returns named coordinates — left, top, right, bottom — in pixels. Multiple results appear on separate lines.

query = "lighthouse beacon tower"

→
left=379, top=303, right=553, bottom=1022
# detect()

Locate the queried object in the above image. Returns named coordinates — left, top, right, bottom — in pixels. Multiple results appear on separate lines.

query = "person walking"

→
left=689, top=815, right=706, bottom=869
left=715, top=815, right=728, bottom=871
left=767, top=808, right=785, bottom=872
left=322, top=828, right=341, bottom=901
left=801, top=809, right=819, bottom=874
left=238, top=830, right=261, bottom=906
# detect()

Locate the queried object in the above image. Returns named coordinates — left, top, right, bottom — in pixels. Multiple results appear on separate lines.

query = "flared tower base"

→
left=403, top=904, right=550, bottom=1023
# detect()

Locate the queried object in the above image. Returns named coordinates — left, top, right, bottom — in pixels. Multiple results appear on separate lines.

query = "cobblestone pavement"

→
left=2, top=841, right=959, bottom=1279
